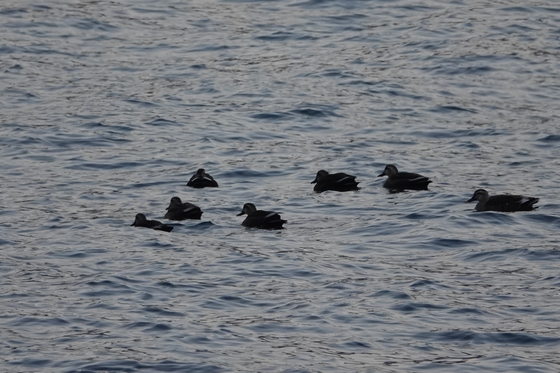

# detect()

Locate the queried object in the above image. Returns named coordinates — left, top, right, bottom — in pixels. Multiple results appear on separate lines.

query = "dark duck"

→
left=311, top=170, right=360, bottom=193
left=378, top=164, right=431, bottom=191
left=186, top=168, right=219, bottom=188
left=131, top=213, right=173, bottom=232
left=466, top=189, right=539, bottom=212
left=237, top=203, right=287, bottom=229
left=164, top=197, right=203, bottom=220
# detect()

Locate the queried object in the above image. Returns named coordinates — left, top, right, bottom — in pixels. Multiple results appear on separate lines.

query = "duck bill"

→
left=466, top=197, right=475, bottom=203
left=311, top=177, right=317, bottom=184
left=377, top=173, right=385, bottom=177
left=236, top=212, right=245, bottom=216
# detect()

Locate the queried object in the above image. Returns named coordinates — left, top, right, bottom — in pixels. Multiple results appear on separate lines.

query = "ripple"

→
left=10, top=317, right=70, bottom=327
left=2, top=0, right=560, bottom=371
left=392, top=302, right=449, bottom=313
left=70, top=18, right=119, bottom=31
left=64, top=360, right=226, bottom=373
left=143, top=307, right=185, bottom=317
left=416, top=330, right=560, bottom=345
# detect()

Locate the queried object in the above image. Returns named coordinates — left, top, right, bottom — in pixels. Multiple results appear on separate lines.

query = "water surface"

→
left=1, top=0, right=560, bottom=372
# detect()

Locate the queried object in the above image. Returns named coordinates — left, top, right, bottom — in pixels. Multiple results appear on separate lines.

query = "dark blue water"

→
left=1, top=0, right=560, bottom=372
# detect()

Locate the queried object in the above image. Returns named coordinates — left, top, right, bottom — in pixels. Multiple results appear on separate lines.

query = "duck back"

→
left=481, top=195, right=539, bottom=212
left=165, top=202, right=203, bottom=220
left=382, top=172, right=432, bottom=190
left=242, top=210, right=286, bottom=229
left=313, top=172, right=360, bottom=193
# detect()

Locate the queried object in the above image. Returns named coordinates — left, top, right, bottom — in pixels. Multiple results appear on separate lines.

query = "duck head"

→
left=237, top=203, right=257, bottom=216
left=311, top=170, right=329, bottom=184
left=131, top=213, right=147, bottom=226
left=466, top=189, right=489, bottom=203
left=378, top=164, right=398, bottom=177
left=167, top=196, right=183, bottom=210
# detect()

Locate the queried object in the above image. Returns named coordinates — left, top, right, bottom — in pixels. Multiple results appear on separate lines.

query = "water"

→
left=1, top=0, right=560, bottom=371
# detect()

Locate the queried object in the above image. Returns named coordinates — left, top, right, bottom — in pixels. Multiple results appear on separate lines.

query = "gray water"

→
left=1, top=0, right=560, bottom=372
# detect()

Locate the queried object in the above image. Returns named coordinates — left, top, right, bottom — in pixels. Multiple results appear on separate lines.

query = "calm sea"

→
left=1, top=0, right=560, bottom=372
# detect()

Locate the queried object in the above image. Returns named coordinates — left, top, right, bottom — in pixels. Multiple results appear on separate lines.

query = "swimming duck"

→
left=311, top=170, right=360, bottom=193
left=131, top=213, right=173, bottom=232
left=466, top=189, right=539, bottom=212
left=378, top=164, right=431, bottom=191
left=164, top=197, right=203, bottom=220
left=237, top=203, right=287, bottom=229
left=186, top=168, right=219, bottom=188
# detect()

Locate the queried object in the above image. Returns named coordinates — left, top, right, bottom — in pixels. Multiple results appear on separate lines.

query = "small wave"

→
left=190, top=221, right=216, bottom=230
left=370, top=290, right=412, bottom=300
left=392, top=302, right=449, bottom=313
left=220, top=169, right=279, bottom=178
left=124, top=321, right=156, bottom=329
left=342, top=341, right=372, bottom=349
left=0, top=8, right=27, bottom=15
left=448, top=307, right=487, bottom=315
left=460, top=248, right=525, bottom=262
left=8, top=359, right=51, bottom=369
left=416, top=330, right=560, bottom=345
left=81, top=289, right=135, bottom=297
left=143, top=323, right=172, bottom=332
left=256, top=31, right=315, bottom=42
left=404, top=212, right=445, bottom=220
left=251, top=112, right=294, bottom=121
left=187, top=44, right=231, bottom=53
left=290, top=0, right=371, bottom=9
left=143, top=307, right=185, bottom=317
left=416, top=238, right=478, bottom=250
left=537, top=134, right=560, bottom=143
left=290, top=107, right=340, bottom=117
left=0, top=44, right=77, bottom=57
left=520, top=213, right=560, bottom=225
left=501, top=6, right=534, bottom=12
left=47, top=248, right=109, bottom=258
left=146, top=118, right=179, bottom=126
left=86, top=280, right=131, bottom=288
left=66, top=161, right=145, bottom=170
left=10, top=316, right=69, bottom=327
left=71, top=18, right=119, bottom=32
left=0, top=238, right=14, bottom=246
left=363, top=87, right=429, bottom=101
left=320, top=68, right=356, bottom=78
left=80, top=122, right=133, bottom=132
left=65, top=360, right=226, bottom=373
left=124, top=98, right=159, bottom=107
left=426, top=64, right=495, bottom=76
left=428, top=105, right=478, bottom=114
left=410, top=279, right=450, bottom=289
left=464, top=247, right=560, bottom=263
left=464, top=211, right=518, bottom=225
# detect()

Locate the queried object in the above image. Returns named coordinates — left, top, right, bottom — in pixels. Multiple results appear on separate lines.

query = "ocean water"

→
left=1, top=0, right=560, bottom=372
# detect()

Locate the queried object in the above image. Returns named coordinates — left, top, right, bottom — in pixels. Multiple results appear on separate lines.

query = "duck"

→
left=378, top=164, right=431, bottom=191
left=164, top=197, right=203, bottom=220
left=466, top=189, right=539, bottom=212
left=131, top=214, right=173, bottom=232
left=186, top=168, right=219, bottom=188
left=237, top=203, right=287, bottom=229
left=311, top=170, right=360, bottom=193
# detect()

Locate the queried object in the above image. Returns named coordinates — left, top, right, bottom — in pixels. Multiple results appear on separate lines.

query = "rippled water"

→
left=1, top=0, right=560, bottom=372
